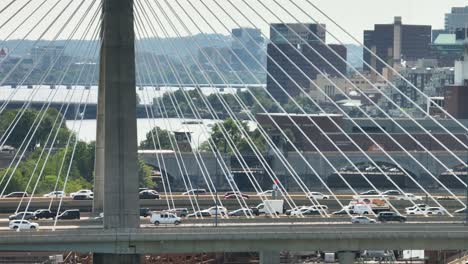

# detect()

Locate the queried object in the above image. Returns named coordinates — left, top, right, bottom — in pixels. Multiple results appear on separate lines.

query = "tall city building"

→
left=445, top=28, right=468, bottom=119
left=431, top=33, right=464, bottom=67
left=445, top=6, right=468, bottom=33
left=231, top=28, right=265, bottom=70
left=363, top=17, right=432, bottom=75
left=266, top=23, right=347, bottom=103
left=270, top=23, right=326, bottom=45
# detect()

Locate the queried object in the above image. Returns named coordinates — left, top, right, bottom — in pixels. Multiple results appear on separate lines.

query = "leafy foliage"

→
left=0, top=109, right=155, bottom=195
left=153, top=88, right=279, bottom=119
left=139, top=127, right=175, bottom=150
left=0, top=109, right=71, bottom=150
left=200, top=118, right=266, bottom=154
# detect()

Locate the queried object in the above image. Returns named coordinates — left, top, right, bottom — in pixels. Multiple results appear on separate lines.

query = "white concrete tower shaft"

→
left=94, top=0, right=139, bottom=229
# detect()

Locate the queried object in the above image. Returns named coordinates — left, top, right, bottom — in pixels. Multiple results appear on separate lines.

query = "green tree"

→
left=139, top=127, right=175, bottom=150
left=0, top=109, right=71, bottom=150
left=201, top=118, right=266, bottom=154
left=138, top=159, right=154, bottom=188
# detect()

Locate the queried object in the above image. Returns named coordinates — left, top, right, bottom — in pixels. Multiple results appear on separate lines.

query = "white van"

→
left=348, top=204, right=372, bottom=215
left=150, top=212, right=181, bottom=226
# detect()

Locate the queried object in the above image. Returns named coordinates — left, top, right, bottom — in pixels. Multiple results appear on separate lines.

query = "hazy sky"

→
left=0, top=0, right=467, bottom=44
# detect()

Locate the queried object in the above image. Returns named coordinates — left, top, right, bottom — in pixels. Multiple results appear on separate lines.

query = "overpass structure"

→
left=2, top=225, right=468, bottom=261
left=2, top=0, right=468, bottom=264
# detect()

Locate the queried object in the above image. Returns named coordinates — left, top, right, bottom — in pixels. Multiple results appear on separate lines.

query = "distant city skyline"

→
left=0, top=0, right=467, bottom=44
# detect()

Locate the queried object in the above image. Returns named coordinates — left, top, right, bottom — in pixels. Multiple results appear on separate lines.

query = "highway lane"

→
left=0, top=214, right=464, bottom=231
left=1, top=198, right=464, bottom=214
left=2, top=219, right=466, bottom=232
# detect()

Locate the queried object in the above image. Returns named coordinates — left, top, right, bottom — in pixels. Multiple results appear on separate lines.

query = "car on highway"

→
left=309, top=205, right=328, bottom=211
left=228, top=208, right=254, bottom=217
left=405, top=207, right=426, bottom=215
left=405, top=204, right=428, bottom=212
left=224, top=192, right=249, bottom=200
left=286, top=205, right=327, bottom=215
left=377, top=212, right=406, bottom=223
left=437, top=196, right=455, bottom=201
left=9, top=212, right=36, bottom=221
left=351, top=216, right=377, bottom=224
left=33, top=209, right=56, bottom=219
left=399, top=193, right=423, bottom=201
left=55, top=209, right=80, bottom=220
left=291, top=208, right=321, bottom=216
left=285, top=206, right=306, bottom=216
left=150, top=212, right=181, bottom=226
left=381, top=190, right=402, bottom=196
left=182, top=189, right=207, bottom=195
left=43, top=191, right=65, bottom=198
left=139, top=190, right=160, bottom=199
left=307, top=192, right=329, bottom=200
left=163, top=208, right=189, bottom=217
left=203, top=206, right=227, bottom=216
left=71, top=189, right=93, bottom=200
left=140, top=208, right=151, bottom=217
left=424, top=207, right=446, bottom=215
left=9, top=220, right=39, bottom=231
left=186, top=211, right=211, bottom=218
left=360, top=190, right=380, bottom=195
left=3, top=192, right=28, bottom=198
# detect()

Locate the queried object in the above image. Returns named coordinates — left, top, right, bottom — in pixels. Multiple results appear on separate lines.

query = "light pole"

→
left=215, top=189, right=219, bottom=227
left=465, top=133, right=468, bottom=225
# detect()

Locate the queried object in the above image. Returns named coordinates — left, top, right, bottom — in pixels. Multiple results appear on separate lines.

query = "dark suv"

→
left=34, top=209, right=56, bottom=219
left=377, top=212, right=407, bottom=223
left=56, top=209, right=80, bottom=220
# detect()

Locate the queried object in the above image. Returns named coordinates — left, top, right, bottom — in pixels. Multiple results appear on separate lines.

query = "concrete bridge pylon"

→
left=93, top=0, right=140, bottom=262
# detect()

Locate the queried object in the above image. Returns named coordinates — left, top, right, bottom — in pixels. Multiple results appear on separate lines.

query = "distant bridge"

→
left=1, top=83, right=265, bottom=89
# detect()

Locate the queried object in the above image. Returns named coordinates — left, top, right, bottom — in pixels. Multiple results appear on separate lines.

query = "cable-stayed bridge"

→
left=0, top=0, right=468, bottom=263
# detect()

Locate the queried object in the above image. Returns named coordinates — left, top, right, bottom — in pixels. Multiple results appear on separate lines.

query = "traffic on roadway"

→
left=2, top=188, right=467, bottom=231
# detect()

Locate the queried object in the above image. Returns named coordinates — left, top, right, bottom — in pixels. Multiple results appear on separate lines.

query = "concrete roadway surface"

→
left=0, top=218, right=466, bottom=232
left=0, top=212, right=465, bottom=232
left=0, top=197, right=465, bottom=214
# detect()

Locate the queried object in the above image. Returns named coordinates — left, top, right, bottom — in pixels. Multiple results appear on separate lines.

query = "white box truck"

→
left=253, top=200, right=284, bottom=215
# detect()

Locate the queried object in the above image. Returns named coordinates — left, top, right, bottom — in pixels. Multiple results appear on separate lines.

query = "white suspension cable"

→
left=137, top=2, right=249, bottom=217
left=18, top=0, right=101, bottom=216
left=267, top=0, right=468, bottom=181
left=162, top=0, right=313, bottom=217
left=220, top=0, right=459, bottom=212
left=138, top=0, right=255, bottom=217
left=134, top=11, right=202, bottom=216
left=0, top=0, right=95, bottom=197
left=299, top=0, right=468, bottom=142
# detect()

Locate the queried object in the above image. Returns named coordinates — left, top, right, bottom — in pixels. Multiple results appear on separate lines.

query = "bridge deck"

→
left=1, top=224, right=468, bottom=254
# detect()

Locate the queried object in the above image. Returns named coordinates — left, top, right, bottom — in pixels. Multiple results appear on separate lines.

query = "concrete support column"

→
left=96, top=0, right=139, bottom=229
left=259, top=251, right=280, bottom=264
left=93, top=253, right=141, bottom=264
left=92, top=82, right=104, bottom=215
left=338, top=251, right=355, bottom=264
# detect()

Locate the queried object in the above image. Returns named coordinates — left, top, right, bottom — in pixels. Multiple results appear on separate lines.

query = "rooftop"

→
left=434, top=34, right=459, bottom=45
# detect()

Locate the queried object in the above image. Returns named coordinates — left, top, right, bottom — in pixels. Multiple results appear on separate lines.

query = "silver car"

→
left=351, top=216, right=376, bottom=224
